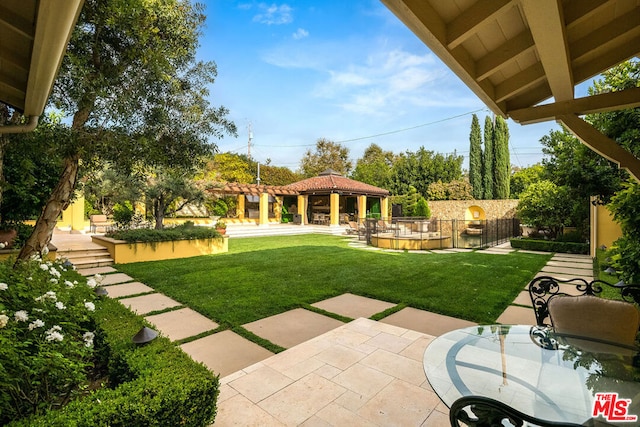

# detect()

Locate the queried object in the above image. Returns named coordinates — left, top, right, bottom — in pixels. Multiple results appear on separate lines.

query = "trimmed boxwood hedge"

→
left=510, top=238, right=589, bottom=254
left=10, top=297, right=219, bottom=427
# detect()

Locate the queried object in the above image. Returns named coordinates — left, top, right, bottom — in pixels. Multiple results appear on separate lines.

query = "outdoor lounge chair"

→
left=346, top=221, right=363, bottom=236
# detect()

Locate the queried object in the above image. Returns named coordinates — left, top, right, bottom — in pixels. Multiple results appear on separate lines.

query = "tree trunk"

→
left=17, top=156, right=79, bottom=260
left=154, top=197, right=164, bottom=230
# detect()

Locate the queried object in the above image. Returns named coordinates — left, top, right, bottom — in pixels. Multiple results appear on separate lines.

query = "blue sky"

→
left=200, top=1, right=569, bottom=172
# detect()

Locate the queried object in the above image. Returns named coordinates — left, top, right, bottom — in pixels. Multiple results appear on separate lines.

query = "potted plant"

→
left=215, top=220, right=227, bottom=235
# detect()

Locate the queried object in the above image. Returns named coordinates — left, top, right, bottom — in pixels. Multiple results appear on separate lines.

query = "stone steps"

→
left=58, top=247, right=114, bottom=268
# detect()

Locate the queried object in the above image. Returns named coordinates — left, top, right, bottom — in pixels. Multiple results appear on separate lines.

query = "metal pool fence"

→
left=360, top=217, right=521, bottom=250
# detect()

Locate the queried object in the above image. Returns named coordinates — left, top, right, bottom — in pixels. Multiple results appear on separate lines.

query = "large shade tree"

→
left=18, top=0, right=235, bottom=259
left=351, top=143, right=395, bottom=189
left=387, top=147, right=463, bottom=196
left=299, top=139, right=352, bottom=178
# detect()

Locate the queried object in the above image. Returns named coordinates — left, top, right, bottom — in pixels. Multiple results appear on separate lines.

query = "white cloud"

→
left=292, top=28, right=309, bottom=39
left=252, top=3, right=293, bottom=25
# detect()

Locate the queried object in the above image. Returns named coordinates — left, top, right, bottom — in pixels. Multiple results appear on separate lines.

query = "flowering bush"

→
left=0, top=256, right=101, bottom=423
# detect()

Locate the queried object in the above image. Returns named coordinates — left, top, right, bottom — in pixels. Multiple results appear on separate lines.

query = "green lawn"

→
left=115, top=235, right=550, bottom=327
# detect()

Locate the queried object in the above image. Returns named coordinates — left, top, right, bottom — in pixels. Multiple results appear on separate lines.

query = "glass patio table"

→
left=424, top=325, right=640, bottom=426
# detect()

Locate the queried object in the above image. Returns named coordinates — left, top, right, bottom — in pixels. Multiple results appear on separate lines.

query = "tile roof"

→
left=284, top=170, right=389, bottom=196
left=211, top=170, right=389, bottom=197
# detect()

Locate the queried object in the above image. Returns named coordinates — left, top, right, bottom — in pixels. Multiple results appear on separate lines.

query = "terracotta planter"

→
left=216, top=228, right=226, bottom=235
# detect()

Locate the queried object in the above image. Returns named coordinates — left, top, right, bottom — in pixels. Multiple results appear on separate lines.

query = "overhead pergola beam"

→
left=521, top=0, right=574, bottom=102
left=510, top=87, right=640, bottom=124
left=476, top=31, right=535, bottom=81
left=382, top=0, right=503, bottom=115
left=559, top=114, right=640, bottom=182
left=447, top=0, right=512, bottom=50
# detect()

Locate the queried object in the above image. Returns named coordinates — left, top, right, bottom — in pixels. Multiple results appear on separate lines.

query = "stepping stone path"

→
left=74, top=240, right=592, bottom=392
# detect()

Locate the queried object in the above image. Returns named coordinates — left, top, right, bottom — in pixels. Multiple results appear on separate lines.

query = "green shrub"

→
left=112, top=202, right=135, bottom=227
left=106, top=222, right=222, bottom=243
left=212, top=199, right=228, bottom=217
left=414, top=197, right=431, bottom=218
left=0, top=257, right=97, bottom=423
left=10, top=297, right=219, bottom=427
left=510, top=237, right=589, bottom=254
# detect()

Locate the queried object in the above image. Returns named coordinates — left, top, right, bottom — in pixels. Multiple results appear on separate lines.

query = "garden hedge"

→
left=510, top=238, right=589, bottom=254
left=10, top=297, right=219, bottom=426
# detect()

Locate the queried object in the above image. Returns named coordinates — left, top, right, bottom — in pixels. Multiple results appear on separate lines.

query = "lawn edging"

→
left=92, top=235, right=228, bottom=263
left=10, top=297, right=219, bottom=426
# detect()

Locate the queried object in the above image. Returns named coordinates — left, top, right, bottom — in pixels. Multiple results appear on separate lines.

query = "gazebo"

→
left=217, top=170, right=390, bottom=227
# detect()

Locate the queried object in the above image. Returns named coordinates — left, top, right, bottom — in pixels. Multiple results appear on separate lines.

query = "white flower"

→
left=42, top=246, right=49, bottom=256
left=39, top=263, right=49, bottom=271
left=49, top=278, right=58, bottom=284
left=64, top=280, right=74, bottom=288
left=49, top=268, right=61, bottom=278
left=14, top=310, right=29, bottom=322
left=45, top=331, right=64, bottom=342
left=84, top=302, right=95, bottom=312
left=0, top=314, right=8, bottom=329
left=45, top=325, right=64, bottom=342
left=0, top=242, right=5, bottom=249
left=83, top=331, right=95, bottom=348
left=55, top=301, right=66, bottom=310
left=27, top=276, right=32, bottom=281
left=36, top=291, right=57, bottom=303
left=0, top=282, right=7, bottom=291
left=86, top=278, right=97, bottom=288
left=28, top=319, right=45, bottom=330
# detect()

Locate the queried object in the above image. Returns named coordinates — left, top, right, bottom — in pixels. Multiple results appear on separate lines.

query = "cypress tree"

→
left=469, top=114, right=483, bottom=199
left=482, top=116, right=494, bottom=199
left=493, top=116, right=511, bottom=199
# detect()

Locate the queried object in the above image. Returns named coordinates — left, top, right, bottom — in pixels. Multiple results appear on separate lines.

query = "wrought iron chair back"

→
left=528, top=276, right=640, bottom=327
left=449, top=395, right=582, bottom=427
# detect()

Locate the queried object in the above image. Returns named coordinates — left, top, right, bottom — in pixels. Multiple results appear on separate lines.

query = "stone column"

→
left=381, top=197, right=390, bottom=221
left=329, top=193, right=340, bottom=226
left=259, top=192, right=269, bottom=226
left=297, top=195, right=307, bottom=225
left=237, top=195, right=245, bottom=219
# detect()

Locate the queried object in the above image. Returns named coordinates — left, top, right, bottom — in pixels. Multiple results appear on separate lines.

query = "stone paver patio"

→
left=102, top=281, right=154, bottom=298
left=118, top=293, right=182, bottom=315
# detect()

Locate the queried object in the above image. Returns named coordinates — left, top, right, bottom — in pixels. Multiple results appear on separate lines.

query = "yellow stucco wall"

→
left=590, top=200, right=622, bottom=257
left=92, top=235, right=228, bottom=264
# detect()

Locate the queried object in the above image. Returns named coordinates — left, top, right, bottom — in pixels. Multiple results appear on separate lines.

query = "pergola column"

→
left=357, top=195, right=367, bottom=221
left=297, top=195, right=307, bottom=225
left=237, top=195, right=245, bottom=219
left=329, top=193, right=340, bottom=226
left=259, top=192, right=269, bottom=226
left=381, top=197, right=390, bottom=221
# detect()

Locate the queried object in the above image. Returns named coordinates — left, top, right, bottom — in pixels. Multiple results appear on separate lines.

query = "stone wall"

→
left=426, top=199, right=518, bottom=220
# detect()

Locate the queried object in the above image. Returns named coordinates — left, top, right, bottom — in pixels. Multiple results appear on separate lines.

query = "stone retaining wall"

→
left=427, top=199, right=518, bottom=220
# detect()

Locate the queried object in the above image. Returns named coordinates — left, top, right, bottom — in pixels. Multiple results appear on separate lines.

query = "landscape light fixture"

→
left=132, top=326, right=158, bottom=344
left=95, top=287, right=108, bottom=297
left=599, top=245, right=607, bottom=250
left=604, top=267, right=616, bottom=275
